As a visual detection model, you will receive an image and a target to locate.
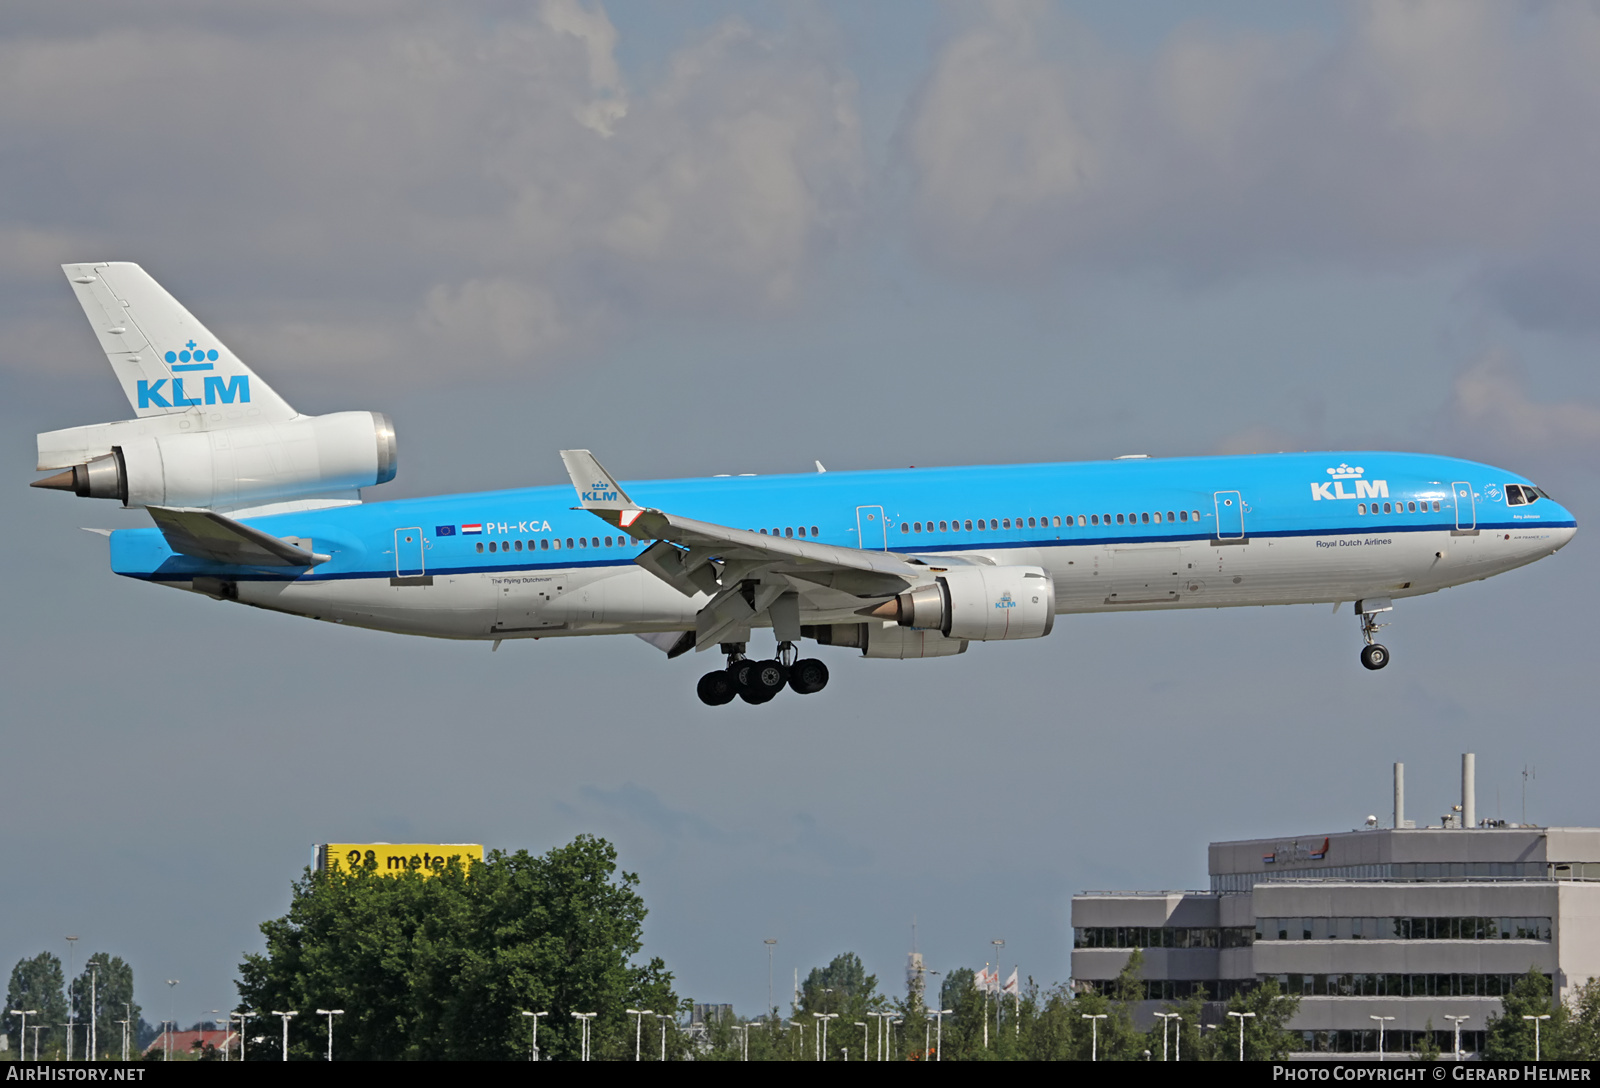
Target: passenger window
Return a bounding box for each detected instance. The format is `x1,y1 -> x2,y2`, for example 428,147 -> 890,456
592,538 -> 600,548
786,527 -> 794,538
1091,515 -> 1099,525
939,521 -> 947,532
964,520 -> 973,531
578,537 -> 586,548
1002,518 -> 1011,529
1432,501 -> 1440,512
489,541 -> 497,552
760,528 -> 768,534
476,542 -> 484,553
1384,503 -> 1392,514
1358,504 -> 1366,515
541,539 -> 549,550
900,523 -> 909,533
1167,511 -> 1176,522
1408,502 -> 1416,512
565,538 -> 573,549
605,536 -> 613,547
1179,510 -> 1188,522
1141,512 -> 1150,524
515,540 -> 523,551
1116,514 -> 1125,525
1153,512 -> 1162,523
798,527 -> 806,537
1192,510 -> 1200,521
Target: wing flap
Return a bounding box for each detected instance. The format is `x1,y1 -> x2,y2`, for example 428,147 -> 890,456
147,506 -> 329,567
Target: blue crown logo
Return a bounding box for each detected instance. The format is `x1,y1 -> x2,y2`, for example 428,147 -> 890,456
165,340 -> 218,365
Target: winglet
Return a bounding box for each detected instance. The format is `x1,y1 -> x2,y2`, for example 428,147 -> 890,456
559,449 -> 643,529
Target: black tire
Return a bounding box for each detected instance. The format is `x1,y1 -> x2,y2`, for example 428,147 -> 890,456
697,670 -> 737,706
1360,644 -> 1390,671
788,658 -> 830,695
730,660 -> 756,691
748,659 -> 788,701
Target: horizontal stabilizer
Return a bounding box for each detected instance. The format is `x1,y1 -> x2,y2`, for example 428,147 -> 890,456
147,506 -> 329,567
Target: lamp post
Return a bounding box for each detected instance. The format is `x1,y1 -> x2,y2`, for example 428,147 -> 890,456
1082,1013 -> 1107,1061
315,1009 -> 343,1061
9,1011 -> 36,1061
764,938 -> 778,1016
1154,1011 -> 1181,1060
214,1016 -> 228,1061
867,1011 -> 886,1060
571,1011 -> 596,1061
625,1009 -> 652,1061
520,1010 -> 547,1061
233,1012 -> 254,1061
85,959 -> 105,1060
163,981 -> 178,1061
856,1022 -> 868,1061
116,1019 -> 130,1062
271,1010 -> 297,1061
1523,1014 -> 1551,1060
1369,1015 -> 1395,1060
931,1007 -> 951,1061
657,1013 -> 671,1061
812,1012 -> 825,1061
1443,1015 -> 1470,1060
1229,1010 -> 1256,1061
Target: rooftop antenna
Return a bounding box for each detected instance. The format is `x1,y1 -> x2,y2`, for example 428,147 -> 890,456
1522,765 -> 1536,825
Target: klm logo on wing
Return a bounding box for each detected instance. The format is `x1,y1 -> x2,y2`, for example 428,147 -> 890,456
1310,463 -> 1387,502
137,340 -> 250,409
583,478 -> 620,503
995,590 -> 1016,610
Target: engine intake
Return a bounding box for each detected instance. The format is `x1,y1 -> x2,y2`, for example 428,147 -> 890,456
877,565 -> 1056,641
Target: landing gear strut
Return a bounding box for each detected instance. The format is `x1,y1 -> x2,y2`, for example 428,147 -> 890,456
695,641 -> 830,706
1355,597 -> 1392,671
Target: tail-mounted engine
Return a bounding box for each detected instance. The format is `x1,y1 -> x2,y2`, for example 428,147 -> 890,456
33,411 -> 396,511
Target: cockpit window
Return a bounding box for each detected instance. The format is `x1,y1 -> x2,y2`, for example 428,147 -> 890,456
1506,484 -> 1542,506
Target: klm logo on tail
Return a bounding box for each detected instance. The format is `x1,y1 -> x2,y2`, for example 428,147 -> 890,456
583,479 -> 620,503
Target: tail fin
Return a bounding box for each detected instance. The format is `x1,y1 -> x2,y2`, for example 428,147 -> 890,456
63,262 -> 295,422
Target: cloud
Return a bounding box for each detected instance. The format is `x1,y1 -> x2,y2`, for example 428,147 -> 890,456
0,2 -> 863,382
900,1 -> 1600,313
1448,351 -> 1600,455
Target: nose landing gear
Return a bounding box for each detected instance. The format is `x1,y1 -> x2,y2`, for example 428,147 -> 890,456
1356,597 -> 1392,671
696,641 -> 830,706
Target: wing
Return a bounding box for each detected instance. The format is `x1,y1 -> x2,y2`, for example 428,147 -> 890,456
147,506 -> 329,567
559,449 -> 928,650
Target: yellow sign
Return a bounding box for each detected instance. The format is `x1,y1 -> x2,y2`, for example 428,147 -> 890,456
317,843 -> 484,878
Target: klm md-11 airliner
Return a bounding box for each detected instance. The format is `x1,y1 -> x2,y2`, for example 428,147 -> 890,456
33,264 -> 1577,705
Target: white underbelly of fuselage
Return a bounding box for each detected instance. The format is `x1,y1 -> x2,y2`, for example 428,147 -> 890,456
208,526 -> 1563,639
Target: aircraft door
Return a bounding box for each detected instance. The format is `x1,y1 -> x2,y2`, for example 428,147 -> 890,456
1452,481 -> 1476,531
394,527 -> 425,577
856,506 -> 887,551
1213,492 -> 1245,540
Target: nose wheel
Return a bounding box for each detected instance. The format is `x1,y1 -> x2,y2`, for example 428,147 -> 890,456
696,641 -> 829,705
1355,598 -> 1392,671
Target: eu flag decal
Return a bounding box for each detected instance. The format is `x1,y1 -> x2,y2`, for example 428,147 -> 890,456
436,525 -> 456,536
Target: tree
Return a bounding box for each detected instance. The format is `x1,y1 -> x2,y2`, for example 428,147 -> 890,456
1484,968 -> 1564,1060
69,954 -> 139,1059
1224,979 -> 1301,1060
6,953 -> 68,1059
236,834 -> 683,1060
1566,976 -> 1600,1059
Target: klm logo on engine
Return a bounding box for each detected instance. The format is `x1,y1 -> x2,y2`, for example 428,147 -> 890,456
583,479 -> 620,503
1310,463 -> 1387,502
137,375 -> 250,408
995,590 -> 1016,610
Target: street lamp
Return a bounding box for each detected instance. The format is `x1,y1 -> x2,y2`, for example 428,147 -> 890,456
1229,1010 -> 1256,1061
855,1021 -> 868,1061
571,1011 -> 596,1061
163,981 -> 179,1061
1369,1015 -> 1395,1060
315,1009 -> 344,1061
657,1013 -> 672,1061
520,1010 -> 547,1061
1443,1014 -> 1470,1061
1082,1013 -> 1107,1061
9,1011 -> 37,1061
626,1009 -> 652,1061
1154,1011 -> 1181,1060
867,1011 -> 887,1061
116,1019 -> 130,1063
271,1010 -> 297,1061
764,938 -> 778,1016
1523,1014 -> 1552,1060
233,1011 -> 255,1062
85,958 -> 105,1060
931,1007 -> 952,1062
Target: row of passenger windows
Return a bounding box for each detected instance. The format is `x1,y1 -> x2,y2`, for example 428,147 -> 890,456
900,511 -> 1204,534
475,536 -> 628,554
759,526 -> 820,538
1358,500 -> 1442,515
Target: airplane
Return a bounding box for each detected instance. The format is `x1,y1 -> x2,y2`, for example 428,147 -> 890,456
32,263 -> 1578,705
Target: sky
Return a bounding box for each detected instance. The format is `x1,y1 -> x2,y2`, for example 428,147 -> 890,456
5,0 -> 1600,1031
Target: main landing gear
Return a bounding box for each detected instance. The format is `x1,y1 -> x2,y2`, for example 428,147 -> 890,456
696,642 -> 830,706
1355,597 -> 1392,671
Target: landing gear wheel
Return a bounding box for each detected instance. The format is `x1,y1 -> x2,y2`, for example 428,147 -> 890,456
697,670 -> 737,706
738,659 -> 787,704
788,658 -> 829,695
1360,644 -> 1390,671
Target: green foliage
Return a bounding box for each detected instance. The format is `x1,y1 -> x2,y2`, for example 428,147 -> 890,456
1565,976 -> 1600,1060
68,954 -> 139,1059
1484,967 -> 1561,1060
1415,1019 -> 1442,1061
1223,978 -> 1302,1060
6,953 -> 69,1059
236,834 -> 683,1060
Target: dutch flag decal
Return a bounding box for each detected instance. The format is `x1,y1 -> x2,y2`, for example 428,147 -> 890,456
461,524 -> 482,535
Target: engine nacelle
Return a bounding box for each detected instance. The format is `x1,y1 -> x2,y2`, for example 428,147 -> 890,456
804,622 -> 969,659
36,411 -> 397,510
889,565 -> 1055,641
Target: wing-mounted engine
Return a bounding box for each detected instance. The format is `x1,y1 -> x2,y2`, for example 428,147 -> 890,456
33,411 -> 397,512
871,565 -> 1056,641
